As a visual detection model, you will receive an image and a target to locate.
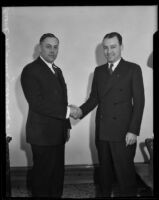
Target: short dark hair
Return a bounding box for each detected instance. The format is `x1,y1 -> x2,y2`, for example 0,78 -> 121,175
103,32 -> 122,45
39,33 -> 59,44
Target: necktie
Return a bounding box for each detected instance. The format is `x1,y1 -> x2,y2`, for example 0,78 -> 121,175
52,65 -> 58,77
109,63 -> 114,75
52,65 -> 63,86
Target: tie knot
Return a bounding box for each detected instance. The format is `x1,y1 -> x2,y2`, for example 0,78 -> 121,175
52,64 -> 58,76
52,64 -> 56,70
108,63 -> 114,74
109,63 -> 114,69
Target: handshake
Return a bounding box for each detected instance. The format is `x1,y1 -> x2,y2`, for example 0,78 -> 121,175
69,105 -> 83,119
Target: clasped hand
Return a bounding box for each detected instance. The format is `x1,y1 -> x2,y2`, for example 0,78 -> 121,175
69,105 -> 83,119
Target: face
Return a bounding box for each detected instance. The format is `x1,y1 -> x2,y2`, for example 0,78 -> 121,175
39,37 -> 59,63
103,36 -> 123,63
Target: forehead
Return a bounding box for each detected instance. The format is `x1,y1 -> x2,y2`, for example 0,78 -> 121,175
103,36 -> 120,46
41,37 -> 59,45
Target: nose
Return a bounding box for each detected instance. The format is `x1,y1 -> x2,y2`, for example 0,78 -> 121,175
50,48 -> 54,53
107,48 -> 112,54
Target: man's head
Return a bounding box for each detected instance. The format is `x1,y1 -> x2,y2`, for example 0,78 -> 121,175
39,33 -> 59,63
102,32 -> 123,63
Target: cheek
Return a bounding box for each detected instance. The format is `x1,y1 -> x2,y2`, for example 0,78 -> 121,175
54,49 -> 58,53
114,49 -> 120,55
104,50 -> 108,55
45,50 -> 51,55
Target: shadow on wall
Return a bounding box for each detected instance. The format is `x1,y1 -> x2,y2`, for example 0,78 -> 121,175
139,50 -> 153,163
15,75 -> 32,166
86,73 -> 98,165
13,45 -> 41,189
67,44 -> 106,152
14,44 -> 41,168
95,43 -> 107,66
89,43 -> 107,164
82,43 -> 107,165
15,44 -> 41,167
32,44 -> 40,60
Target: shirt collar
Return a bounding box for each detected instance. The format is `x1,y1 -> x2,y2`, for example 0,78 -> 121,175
40,56 -> 53,68
40,56 -> 56,73
108,58 -> 121,70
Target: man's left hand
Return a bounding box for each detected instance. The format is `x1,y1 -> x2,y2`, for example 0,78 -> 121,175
125,132 -> 137,146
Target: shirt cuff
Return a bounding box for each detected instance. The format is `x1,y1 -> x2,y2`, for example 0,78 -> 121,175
66,106 -> 70,119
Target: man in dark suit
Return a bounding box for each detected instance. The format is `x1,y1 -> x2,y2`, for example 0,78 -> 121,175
71,32 -> 145,197
21,33 -> 74,197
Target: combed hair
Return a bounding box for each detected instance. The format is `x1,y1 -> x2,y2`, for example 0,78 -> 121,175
39,33 -> 59,43
103,32 -> 122,45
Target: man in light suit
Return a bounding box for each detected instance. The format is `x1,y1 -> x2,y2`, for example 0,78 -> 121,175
71,32 -> 145,197
21,33 -> 75,197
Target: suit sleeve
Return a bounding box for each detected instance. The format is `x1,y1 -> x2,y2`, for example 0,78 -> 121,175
65,119 -> 71,129
58,68 -> 72,129
21,67 -> 67,120
128,66 -> 145,135
80,68 -> 99,118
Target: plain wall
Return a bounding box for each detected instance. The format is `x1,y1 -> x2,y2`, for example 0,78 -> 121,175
3,6 -> 156,167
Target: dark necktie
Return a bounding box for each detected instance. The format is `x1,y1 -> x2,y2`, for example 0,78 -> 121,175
52,65 -> 63,87
109,63 -> 114,75
52,65 -> 58,77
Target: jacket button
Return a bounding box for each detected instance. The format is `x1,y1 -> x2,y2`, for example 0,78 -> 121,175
112,117 -> 117,120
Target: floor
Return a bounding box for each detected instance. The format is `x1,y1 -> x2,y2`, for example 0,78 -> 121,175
9,164 -> 153,198
11,182 -> 153,198
135,162 -> 153,189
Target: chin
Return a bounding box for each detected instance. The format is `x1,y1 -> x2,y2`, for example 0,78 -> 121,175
107,59 -> 114,63
47,58 -> 54,63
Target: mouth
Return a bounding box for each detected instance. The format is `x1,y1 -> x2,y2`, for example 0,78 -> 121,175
107,56 -> 113,60
49,55 -> 56,59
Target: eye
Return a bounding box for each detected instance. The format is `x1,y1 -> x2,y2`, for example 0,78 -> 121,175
103,46 -> 108,50
46,45 -> 51,49
54,46 -> 58,49
111,45 -> 116,49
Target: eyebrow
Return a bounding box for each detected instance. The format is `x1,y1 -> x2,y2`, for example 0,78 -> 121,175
103,44 -> 117,47
45,43 -> 58,46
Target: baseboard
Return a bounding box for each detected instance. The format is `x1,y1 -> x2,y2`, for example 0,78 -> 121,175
10,163 -> 151,187
10,164 -> 96,186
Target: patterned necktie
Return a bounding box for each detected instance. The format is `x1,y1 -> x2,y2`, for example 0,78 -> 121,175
52,65 -> 58,77
109,63 -> 114,75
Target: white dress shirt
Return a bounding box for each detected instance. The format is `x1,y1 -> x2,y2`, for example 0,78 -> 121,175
108,58 -> 121,72
40,56 -> 56,73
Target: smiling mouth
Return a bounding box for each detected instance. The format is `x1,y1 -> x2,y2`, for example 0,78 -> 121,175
49,55 -> 55,58
107,56 -> 113,59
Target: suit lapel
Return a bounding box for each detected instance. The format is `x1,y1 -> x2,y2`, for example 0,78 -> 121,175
56,68 -> 68,102
101,58 -> 127,98
37,57 -> 65,92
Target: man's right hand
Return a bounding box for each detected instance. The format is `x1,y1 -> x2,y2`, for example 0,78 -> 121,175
69,104 -> 83,119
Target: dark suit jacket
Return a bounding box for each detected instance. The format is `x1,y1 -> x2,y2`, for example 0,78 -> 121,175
80,58 -> 145,142
21,57 -> 71,146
